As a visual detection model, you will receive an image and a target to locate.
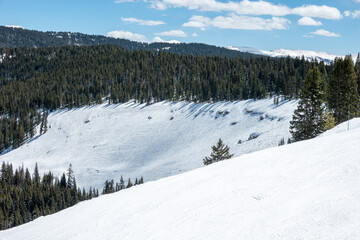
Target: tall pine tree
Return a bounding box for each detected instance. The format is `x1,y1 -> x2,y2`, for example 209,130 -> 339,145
328,55 -> 359,124
354,53 -> 360,94
290,66 -> 325,141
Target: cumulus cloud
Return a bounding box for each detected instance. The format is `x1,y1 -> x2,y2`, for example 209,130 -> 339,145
344,10 -> 360,18
192,32 -> 198,37
121,17 -> 166,26
106,30 -> 149,42
152,36 -> 180,43
182,16 -> 211,28
120,0 -> 343,20
155,30 -> 187,37
183,14 -> 291,30
291,5 -> 342,20
297,17 -> 322,26
310,29 -> 340,37
150,0 -> 291,16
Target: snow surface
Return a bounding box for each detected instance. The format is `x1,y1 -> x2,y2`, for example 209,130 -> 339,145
1,117 -> 360,240
227,46 -> 347,64
5,25 -> 24,29
0,99 -> 297,190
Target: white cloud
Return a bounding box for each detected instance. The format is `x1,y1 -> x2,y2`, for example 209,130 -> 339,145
297,17 -> 322,26
121,17 -> 166,26
155,30 -> 187,37
292,5 -> 342,20
344,10 -> 360,18
183,14 -> 291,30
150,1 -> 168,10
106,30 -> 149,42
182,16 -> 211,28
150,0 -> 291,16
310,29 -> 340,37
127,0 -> 343,20
192,32 -> 198,37
152,36 -> 180,43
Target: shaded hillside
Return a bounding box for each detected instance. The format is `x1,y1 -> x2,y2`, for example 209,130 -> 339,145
0,99 -> 297,190
0,26 -> 256,58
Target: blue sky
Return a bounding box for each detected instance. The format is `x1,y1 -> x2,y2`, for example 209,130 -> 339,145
0,0 -> 359,55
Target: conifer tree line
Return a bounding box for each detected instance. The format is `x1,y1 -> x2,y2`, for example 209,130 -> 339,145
290,55 -> 360,141
0,26 -> 258,59
0,162 -> 99,230
102,175 -> 144,194
0,45 -> 329,153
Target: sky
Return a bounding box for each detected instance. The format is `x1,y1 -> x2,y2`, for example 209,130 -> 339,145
0,0 -> 359,55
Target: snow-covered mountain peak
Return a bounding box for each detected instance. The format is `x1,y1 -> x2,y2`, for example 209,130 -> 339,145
227,46 -> 345,64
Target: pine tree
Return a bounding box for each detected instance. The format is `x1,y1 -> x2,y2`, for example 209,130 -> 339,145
119,175 -> 125,190
203,138 -> 233,165
355,53 -> 360,94
324,110 -> 336,130
328,56 -> 359,124
290,66 -> 325,141
278,138 -> 285,146
126,178 -> 133,188
66,164 -> 75,189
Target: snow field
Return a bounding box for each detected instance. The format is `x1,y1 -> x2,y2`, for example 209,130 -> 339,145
1,117 -> 360,239
0,99 -> 297,190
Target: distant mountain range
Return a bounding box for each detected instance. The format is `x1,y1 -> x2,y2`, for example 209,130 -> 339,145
1,25 -> 357,63
227,46 -> 358,64
0,26 -> 256,59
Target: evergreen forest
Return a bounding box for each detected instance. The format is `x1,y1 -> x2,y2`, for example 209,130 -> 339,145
0,44 -> 330,153
0,162 -> 99,230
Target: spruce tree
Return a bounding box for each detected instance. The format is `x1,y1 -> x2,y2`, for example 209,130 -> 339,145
126,178 -> 133,188
66,164 -> 75,189
355,53 -> 360,94
324,110 -> 336,130
119,175 -> 125,190
328,56 -> 359,124
290,66 -> 325,141
203,138 -> 233,165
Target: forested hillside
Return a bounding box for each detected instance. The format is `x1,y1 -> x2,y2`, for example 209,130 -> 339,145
0,26 -> 256,58
0,44 -> 328,153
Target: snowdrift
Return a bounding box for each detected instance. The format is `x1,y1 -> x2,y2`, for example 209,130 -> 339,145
1,118 -> 360,239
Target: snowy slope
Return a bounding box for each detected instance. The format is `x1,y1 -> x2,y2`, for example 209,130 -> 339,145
1,118 -> 360,240
227,46 -> 343,64
0,99 -> 297,189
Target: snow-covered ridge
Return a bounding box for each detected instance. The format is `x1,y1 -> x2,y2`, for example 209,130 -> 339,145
227,46 -> 346,64
5,25 -> 24,29
0,99 -> 297,190
1,117 -> 359,240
